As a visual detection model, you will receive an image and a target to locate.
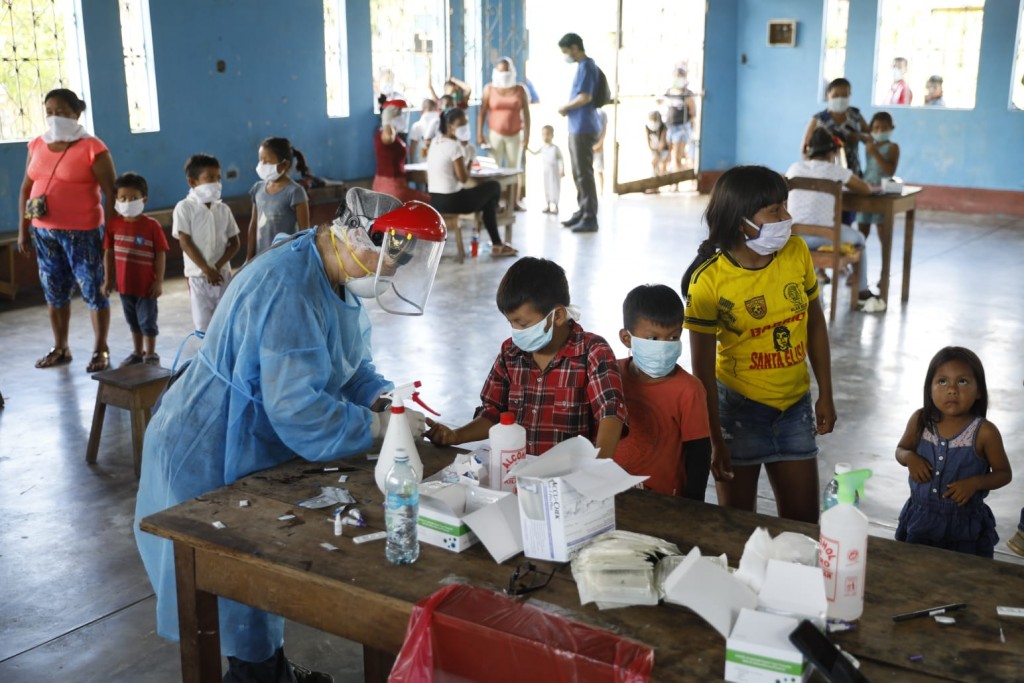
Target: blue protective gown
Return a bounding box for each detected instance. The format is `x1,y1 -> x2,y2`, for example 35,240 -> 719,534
134,229 -> 392,662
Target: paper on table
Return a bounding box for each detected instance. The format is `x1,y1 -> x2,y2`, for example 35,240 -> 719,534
662,547 -> 758,637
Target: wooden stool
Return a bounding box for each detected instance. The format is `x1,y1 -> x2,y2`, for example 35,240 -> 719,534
86,364 -> 171,477
0,236 -> 18,300
441,213 -> 484,264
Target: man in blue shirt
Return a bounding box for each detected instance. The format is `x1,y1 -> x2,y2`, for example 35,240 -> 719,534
557,33 -> 601,233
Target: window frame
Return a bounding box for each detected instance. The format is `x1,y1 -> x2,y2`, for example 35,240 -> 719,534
324,0 -> 351,119
118,0 -> 161,134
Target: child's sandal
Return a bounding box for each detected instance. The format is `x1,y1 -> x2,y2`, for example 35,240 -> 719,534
86,350 -> 110,373
35,347 -> 72,369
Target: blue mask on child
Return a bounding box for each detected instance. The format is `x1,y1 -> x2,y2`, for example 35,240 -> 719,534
872,131 -> 892,143
512,310 -> 556,352
630,336 -> 682,378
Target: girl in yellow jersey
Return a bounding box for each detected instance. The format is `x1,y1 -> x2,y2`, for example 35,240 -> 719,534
681,165 -> 836,523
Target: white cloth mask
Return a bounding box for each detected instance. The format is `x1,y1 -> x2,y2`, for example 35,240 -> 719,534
455,125 -> 471,142
190,182 -> 222,204
256,162 -> 283,182
872,131 -> 892,143
42,115 -> 89,143
564,54 -> 576,64
492,70 -> 516,88
115,198 -> 146,218
743,217 -> 792,256
647,121 -> 661,132
827,97 -> 850,113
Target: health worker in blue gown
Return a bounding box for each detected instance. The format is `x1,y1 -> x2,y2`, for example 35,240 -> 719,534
134,188 -> 446,683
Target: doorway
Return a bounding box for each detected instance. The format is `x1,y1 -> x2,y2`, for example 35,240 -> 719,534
523,0 -> 706,197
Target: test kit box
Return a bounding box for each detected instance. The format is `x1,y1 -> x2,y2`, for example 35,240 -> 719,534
509,437 -> 647,563
418,480 -> 523,563
725,608 -> 809,683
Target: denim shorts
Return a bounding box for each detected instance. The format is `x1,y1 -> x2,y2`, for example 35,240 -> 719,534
120,294 -> 159,337
31,226 -> 109,310
667,122 -> 691,144
717,382 -> 818,465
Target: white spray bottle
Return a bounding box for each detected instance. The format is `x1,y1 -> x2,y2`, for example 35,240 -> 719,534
819,468 -> 872,620
374,381 -> 438,493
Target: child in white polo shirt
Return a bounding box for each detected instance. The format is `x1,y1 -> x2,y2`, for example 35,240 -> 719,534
172,153 -> 240,332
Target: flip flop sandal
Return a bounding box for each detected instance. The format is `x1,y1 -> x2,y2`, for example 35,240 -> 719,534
491,244 -> 518,258
86,350 -> 110,373
35,347 -> 72,369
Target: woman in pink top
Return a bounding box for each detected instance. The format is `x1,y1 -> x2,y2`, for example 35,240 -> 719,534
477,57 -> 531,170
18,89 -> 117,372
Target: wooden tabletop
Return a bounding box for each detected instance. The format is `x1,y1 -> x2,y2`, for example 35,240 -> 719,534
141,448 -> 1024,681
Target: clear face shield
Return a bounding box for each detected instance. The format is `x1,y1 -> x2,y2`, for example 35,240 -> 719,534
332,189 -> 446,316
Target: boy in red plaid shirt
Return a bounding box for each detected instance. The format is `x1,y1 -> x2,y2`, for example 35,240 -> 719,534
426,257 -> 628,458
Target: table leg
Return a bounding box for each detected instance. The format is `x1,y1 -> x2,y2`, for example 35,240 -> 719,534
362,645 -> 396,683
876,211 -> 894,304
174,542 -> 222,683
902,209 -> 915,304
85,388 -> 107,464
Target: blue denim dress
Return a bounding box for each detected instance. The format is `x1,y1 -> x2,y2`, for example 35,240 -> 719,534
895,417 -> 998,557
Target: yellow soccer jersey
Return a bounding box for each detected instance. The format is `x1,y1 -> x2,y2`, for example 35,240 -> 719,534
684,236 -> 819,410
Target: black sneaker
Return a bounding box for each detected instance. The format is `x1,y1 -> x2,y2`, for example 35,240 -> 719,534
571,220 -> 599,233
290,662 -> 334,683
561,213 -> 583,227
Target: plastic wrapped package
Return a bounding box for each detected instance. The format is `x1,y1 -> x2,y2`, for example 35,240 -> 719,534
571,531 -> 681,610
388,584 -> 655,682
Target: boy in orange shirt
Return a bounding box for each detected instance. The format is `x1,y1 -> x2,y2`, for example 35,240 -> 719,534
615,284 -> 711,499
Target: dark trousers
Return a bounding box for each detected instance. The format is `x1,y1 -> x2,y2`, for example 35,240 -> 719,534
224,647 -> 294,683
430,181 -> 503,245
568,133 -> 598,220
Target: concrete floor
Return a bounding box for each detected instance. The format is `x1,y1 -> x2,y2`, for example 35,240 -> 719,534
1,190 -> 1022,680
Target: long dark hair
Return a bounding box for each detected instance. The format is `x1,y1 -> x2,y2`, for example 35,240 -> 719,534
439,107 -> 465,136
918,346 -> 988,436
680,165 -> 788,295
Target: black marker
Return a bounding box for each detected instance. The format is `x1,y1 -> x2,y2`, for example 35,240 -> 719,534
302,466 -> 357,474
892,602 -> 967,622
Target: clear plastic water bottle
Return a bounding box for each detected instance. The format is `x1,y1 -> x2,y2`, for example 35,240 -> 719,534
822,462 -> 860,511
385,448 -> 420,565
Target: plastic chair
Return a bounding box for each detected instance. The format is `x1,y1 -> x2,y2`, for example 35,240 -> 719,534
787,177 -> 863,322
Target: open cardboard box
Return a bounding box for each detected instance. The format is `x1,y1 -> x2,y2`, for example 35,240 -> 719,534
418,480 -> 523,563
662,547 -> 826,682
509,437 -> 648,562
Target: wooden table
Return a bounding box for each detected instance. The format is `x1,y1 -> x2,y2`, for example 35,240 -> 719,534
405,163 -> 520,244
141,449 -> 1024,682
842,187 -> 922,305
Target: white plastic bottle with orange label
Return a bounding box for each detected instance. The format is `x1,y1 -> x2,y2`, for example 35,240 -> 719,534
488,412 -> 526,491
819,468 -> 872,620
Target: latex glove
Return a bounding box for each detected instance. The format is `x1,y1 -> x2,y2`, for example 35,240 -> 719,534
370,410 -> 391,441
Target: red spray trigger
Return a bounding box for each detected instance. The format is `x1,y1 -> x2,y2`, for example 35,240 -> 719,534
412,391 -> 440,416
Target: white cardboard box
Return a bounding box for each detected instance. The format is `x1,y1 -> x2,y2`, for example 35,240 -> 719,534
757,559 -> 827,628
418,480 -> 523,563
509,437 -> 648,562
725,608 -> 809,683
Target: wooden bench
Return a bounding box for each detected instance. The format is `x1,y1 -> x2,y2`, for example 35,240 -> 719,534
86,364 -> 171,477
0,236 -> 18,300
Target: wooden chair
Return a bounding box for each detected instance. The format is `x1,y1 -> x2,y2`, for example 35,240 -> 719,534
787,177 -> 863,322
86,364 -> 171,477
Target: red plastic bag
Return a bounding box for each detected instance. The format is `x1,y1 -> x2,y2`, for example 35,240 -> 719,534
388,584 -> 654,682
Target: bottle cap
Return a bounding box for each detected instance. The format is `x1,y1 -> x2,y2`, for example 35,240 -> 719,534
391,405 -> 406,414
834,468 -> 872,505
394,448 -> 409,462
500,412 -> 515,425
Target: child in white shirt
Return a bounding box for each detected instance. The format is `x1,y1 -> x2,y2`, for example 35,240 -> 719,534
172,154 -> 240,332
533,125 -> 564,214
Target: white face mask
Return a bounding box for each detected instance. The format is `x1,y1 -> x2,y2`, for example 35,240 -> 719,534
743,217 -> 792,256
892,68 -> 905,81
43,115 -> 87,143
827,97 -> 850,113
563,53 -> 576,64
191,182 -> 222,203
115,198 -> 145,218
390,116 -> 407,134
492,69 -> 515,88
647,121 -> 661,132
420,111 -> 439,124
256,162 -> 283,182
455,124 -> 471,142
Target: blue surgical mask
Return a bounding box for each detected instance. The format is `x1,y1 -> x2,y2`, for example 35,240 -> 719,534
743,217 -> 792,256
630,336 -> 681,378
872,131 -> 892,143
511,310 -> 555,352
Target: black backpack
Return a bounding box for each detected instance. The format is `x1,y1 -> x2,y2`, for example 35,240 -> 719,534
592,66 -> 611,108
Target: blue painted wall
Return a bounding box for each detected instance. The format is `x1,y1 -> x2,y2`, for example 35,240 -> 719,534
0,0 -> 379,227
703,0 -> 1024,192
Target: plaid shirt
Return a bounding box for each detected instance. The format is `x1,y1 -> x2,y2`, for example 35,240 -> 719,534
475,321 -> 629,455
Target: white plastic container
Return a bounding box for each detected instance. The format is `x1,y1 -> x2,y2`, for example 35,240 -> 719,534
488,412 -> 526,491
375,406 -> 423,493
819,468 -> 872,620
